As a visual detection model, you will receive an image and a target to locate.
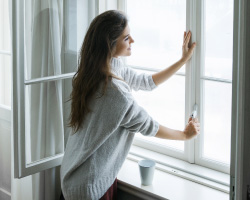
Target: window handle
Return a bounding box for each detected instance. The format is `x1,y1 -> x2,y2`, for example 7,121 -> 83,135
190,104 -> 198,139
190,104 -> 198,119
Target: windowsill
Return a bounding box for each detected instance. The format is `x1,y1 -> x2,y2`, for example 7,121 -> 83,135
117,145 -> 230,200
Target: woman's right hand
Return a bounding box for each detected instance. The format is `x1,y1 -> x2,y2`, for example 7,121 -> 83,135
183,117 -> 200,140
181,31 -> 196,63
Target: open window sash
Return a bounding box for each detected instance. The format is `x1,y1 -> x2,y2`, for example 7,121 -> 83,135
12,0 -> 78,178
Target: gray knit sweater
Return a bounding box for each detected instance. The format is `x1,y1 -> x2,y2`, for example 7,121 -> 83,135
60,57 -> 159,200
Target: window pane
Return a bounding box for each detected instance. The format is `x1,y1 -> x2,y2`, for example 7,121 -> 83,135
24,0 -> 77,80
203,80 -> 231,165
0,0 -> 11,52
0,54 -> 11,107
204,0 -> 233,80
132,69 -> 185,151
25,79 -> 71,163
126,0 -> 186,73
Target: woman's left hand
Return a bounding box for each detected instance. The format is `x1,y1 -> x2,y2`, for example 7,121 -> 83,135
181,30 -> 196,63
183,117 -> 200,140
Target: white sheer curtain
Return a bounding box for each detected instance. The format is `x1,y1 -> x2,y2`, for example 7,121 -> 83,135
25,0 -> 64,199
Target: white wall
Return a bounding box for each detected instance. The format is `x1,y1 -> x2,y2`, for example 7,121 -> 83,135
0,105 -> 33,200
0,106 -> 11,200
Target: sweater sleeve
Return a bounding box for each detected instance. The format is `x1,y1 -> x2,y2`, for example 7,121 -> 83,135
120,95 -> 159,137
121,66 -> 157,91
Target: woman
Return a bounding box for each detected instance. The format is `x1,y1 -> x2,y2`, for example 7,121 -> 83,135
60,10 -> 199,200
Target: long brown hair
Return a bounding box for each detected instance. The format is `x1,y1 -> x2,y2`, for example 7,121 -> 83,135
68,10 -> 128,134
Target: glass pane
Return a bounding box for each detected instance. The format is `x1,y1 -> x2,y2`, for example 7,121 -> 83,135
133,69 -> 185,151
25,79 -> 72,163
127,0 -> 186,73
0,0 -> 11,52
0,54 -> 11,107
24,0 -> 77,80
204,0 -> 233,80
203,80 -> 231,165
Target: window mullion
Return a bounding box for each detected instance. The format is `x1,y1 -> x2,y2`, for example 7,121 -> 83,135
0,50 -> 11,55
24,72 -> 75,85
194,0 -> 205,166
184,0 -> 196,164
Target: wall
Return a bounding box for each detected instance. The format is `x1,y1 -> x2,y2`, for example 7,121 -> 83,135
0,106 -> 33,200
0,106 -> 11,200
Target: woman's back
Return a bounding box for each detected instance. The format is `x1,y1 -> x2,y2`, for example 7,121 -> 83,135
60,58 -> 159,200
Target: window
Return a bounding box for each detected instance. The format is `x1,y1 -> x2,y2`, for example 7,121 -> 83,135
199,0 -> 233,169
13,0 -> 102,178
13,0 -> 234,179
12,0 -> 80,178
125,0 -> 186,161
118,0 -> 233,174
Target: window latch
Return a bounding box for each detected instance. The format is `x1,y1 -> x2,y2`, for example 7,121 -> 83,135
190,104 -> 198,139
190,104 -> 198,119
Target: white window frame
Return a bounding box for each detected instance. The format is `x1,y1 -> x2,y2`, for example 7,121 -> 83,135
117,0 -> 191,162
12,0 -> 80,178
193,0 -> 232,174
117,0 -> 233,174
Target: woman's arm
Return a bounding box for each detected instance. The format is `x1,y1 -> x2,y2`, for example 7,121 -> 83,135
152,59 -> 186,86
121,67 -> 157,91
152,31 -> 196,86
155,117 -> 200,140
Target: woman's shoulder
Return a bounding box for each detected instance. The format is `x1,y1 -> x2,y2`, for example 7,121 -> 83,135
90,78 -> 134,113
101,78 -> 133,103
